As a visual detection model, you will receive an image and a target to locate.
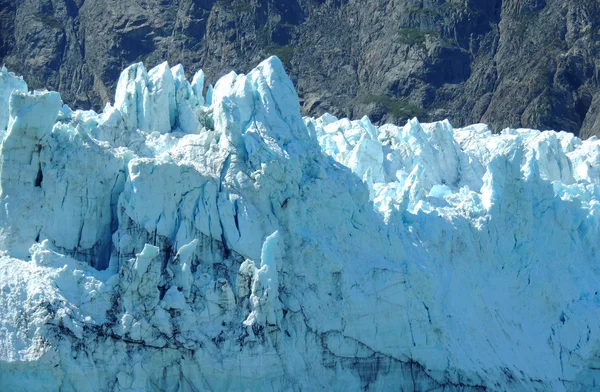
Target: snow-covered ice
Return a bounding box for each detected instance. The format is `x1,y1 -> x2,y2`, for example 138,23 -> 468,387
0,56 -> 600,391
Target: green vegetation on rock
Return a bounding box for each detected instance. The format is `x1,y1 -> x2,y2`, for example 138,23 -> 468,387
265,44 -> 294,69
360,95 -> 427,121
33,12 -> 63,30
395,28 -> 437,47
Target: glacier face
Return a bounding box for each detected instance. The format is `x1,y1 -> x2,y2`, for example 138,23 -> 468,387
0,58 -> 599,391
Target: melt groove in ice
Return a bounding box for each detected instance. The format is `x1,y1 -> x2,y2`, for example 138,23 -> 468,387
0,58 -> 599,391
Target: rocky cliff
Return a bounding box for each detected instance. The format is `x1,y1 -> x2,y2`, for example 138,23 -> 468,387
1,0 -> 600,137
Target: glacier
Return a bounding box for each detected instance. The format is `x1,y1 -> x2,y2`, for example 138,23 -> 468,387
0,57 -> 599,391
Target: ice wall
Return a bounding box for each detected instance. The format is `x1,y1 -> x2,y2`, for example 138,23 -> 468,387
0,57 -> 599,391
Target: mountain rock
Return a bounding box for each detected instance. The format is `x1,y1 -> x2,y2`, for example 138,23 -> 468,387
2,0 -> 600,137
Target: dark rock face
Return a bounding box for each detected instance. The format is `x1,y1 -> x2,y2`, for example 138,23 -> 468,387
2,0 -> 600,137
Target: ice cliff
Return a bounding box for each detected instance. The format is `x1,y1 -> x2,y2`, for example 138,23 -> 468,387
0,57 -> 600,391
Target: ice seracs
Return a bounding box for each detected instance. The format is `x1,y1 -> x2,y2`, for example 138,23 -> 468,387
0,66 -> 27,132
0,56 -> 599,391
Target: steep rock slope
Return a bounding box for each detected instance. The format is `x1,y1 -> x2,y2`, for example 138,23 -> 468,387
2,0 -> 600,137
0,57 -> 600,391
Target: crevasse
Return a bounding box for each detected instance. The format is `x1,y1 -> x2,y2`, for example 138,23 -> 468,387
0,57 -> 599,391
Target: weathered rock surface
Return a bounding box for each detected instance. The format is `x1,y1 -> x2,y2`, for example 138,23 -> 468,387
2,0 -> 600,137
